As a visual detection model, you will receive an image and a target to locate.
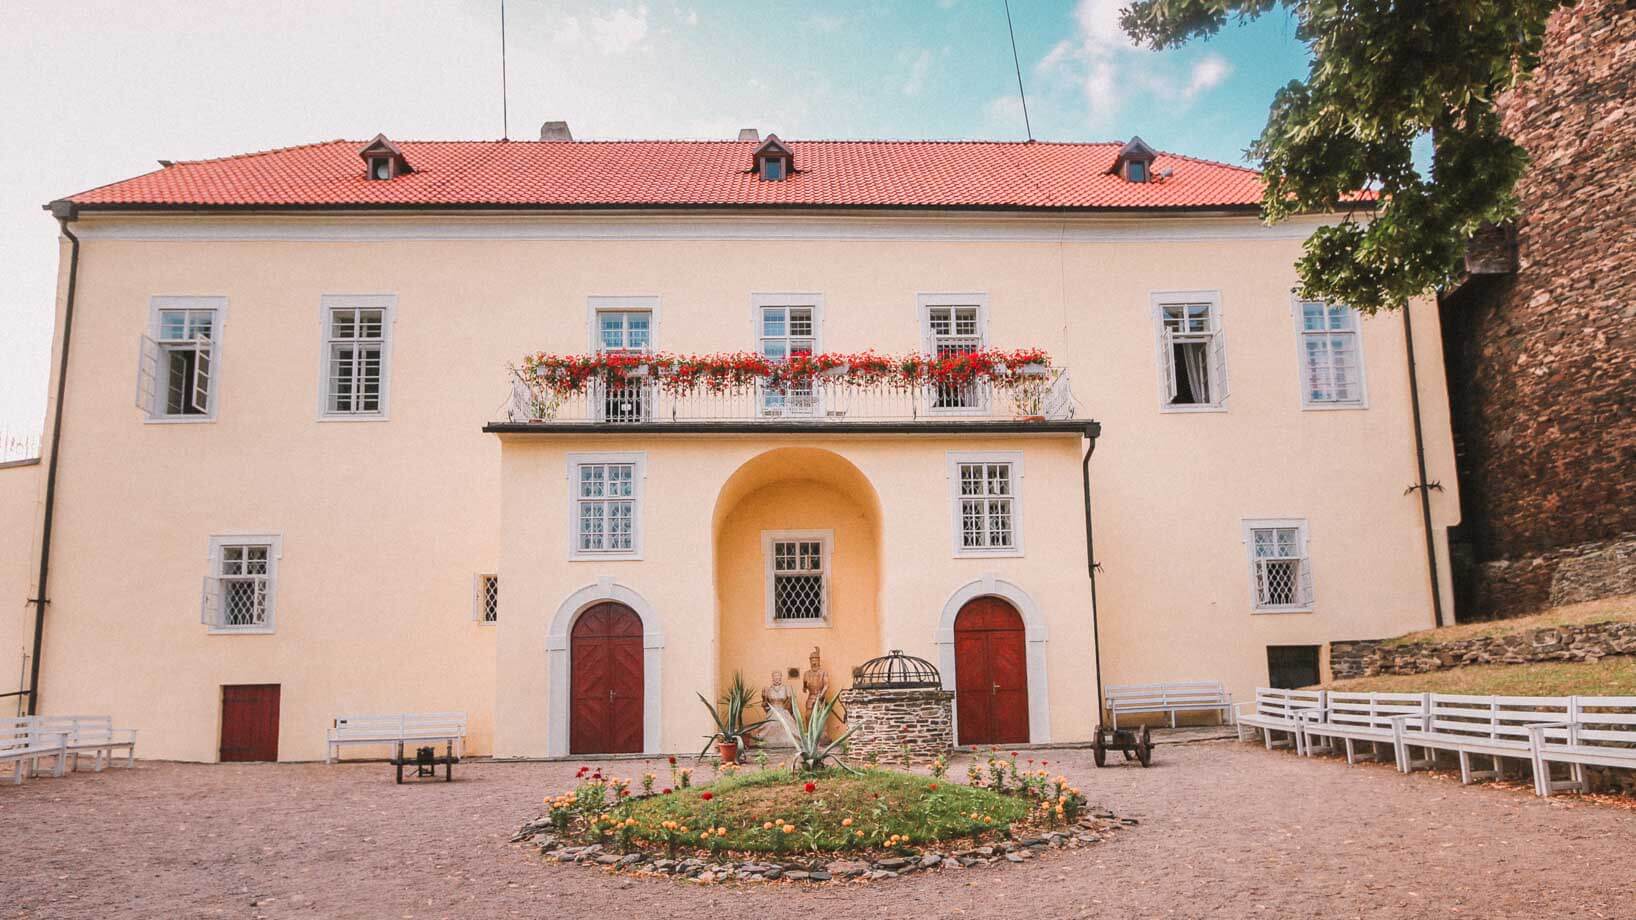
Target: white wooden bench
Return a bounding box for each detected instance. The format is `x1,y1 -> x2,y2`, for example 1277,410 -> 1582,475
1525,695 -> 1636,797
1234,688 -> 1323,753
1390,694 -> 1573,792
1106,681 -> 1234,729
326,712 -> 467,764
0,723 -> 69,785
28,715 -> 137,771
1294,691 -> 1424,770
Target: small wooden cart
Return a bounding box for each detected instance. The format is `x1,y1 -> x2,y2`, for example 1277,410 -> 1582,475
1091,723 -> 1153,768
391,740 -> 457,783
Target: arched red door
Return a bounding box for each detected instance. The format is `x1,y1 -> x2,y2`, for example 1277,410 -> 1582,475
570,602 -> 644,754
954,597 -> 1029,745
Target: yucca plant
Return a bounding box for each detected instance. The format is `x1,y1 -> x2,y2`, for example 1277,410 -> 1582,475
767,692 -> 857,774
697,671 -> 770,761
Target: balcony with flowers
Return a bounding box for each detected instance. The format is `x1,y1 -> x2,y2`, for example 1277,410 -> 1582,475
491,348 -> 1084,432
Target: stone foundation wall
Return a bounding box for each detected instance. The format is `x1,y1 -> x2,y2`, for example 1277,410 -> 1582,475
1470,534 -> 1636,617
1330,620 -> 1636,680
837,688 -> 953,764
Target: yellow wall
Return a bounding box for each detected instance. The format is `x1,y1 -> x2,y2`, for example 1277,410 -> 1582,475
21,210 -> 1458,759
0,460 -> 41,702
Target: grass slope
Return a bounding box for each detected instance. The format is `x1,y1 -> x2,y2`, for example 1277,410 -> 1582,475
618,767 -> 1030,852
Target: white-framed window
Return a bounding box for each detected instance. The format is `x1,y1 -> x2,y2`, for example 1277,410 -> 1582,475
921,294 -> 987,411
473,574 -> 499,623
568,452 -> 645,559
590,298 -> 657,424
1297,300 -> 1367,407
202,534 -> 281,633
947,451 -> 1024,556
1153,291 -> 1228,410
1242,519 -> 1313,612
762,529 -> 831,626
319,294 -> 394,419
754,294 -> 821,416
137,296 -> 224,421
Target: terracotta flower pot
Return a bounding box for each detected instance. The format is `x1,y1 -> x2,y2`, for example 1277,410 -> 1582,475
717,741 -> 740,764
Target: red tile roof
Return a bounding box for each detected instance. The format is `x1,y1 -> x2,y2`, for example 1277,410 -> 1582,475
62,139 -> 1269,212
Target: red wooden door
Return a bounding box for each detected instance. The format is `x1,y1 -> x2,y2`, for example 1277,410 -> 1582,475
954,598 -> 1030,745
220,684 -> 280,762
570,603 -> 645,754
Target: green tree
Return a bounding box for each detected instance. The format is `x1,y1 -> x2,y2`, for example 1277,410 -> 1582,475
1121,0 -> 1572,313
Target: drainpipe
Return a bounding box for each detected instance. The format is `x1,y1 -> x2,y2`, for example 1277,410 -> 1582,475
1401,301 -> 1445,629
1081,429 -> 1105,725
26,201 -> 81,715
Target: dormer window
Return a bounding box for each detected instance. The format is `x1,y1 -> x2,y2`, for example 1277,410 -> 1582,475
1111,135 -> 1158,184
752,134 -> 793,182
358,133 -> 410,181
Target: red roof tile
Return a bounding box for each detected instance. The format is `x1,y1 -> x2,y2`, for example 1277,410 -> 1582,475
62,139 -> 1268,211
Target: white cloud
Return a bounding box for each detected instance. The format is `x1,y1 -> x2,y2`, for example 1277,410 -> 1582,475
588,5 -> 649,55
1185,54 -> 1232,98
803,13 -> 846,33
903,49 -> 932,97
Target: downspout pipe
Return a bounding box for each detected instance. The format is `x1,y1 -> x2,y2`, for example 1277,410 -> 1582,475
1081,426 -> 1105,726
1402,301 -> 1446,629
27,201 -> 81,715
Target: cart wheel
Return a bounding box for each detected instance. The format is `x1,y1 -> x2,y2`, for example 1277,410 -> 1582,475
1136,725 -> 1153,767
1092,730 -> 1107,768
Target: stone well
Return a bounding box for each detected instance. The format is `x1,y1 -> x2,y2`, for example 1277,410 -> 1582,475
839,650 -> 954,764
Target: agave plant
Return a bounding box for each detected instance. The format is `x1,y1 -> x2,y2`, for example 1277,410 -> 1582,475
767,692 -> 857,774
697,671 -> 771,760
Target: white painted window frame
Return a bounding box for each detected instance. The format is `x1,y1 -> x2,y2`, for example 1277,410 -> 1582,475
1293,297 -> 1369,410
473,573 -> 499,624
751,293 -> 823,416
587,295 -> 660,353
317,294 -> 396,422
946,451 -> 1025,558
1152,290 -> 1228,413
762,528 -> 833,628
567,451 -> 645,561
1241,517 -> 1314,613
141,295 -> 227,424
203,533 -> 282,635
919,293 -> 990,415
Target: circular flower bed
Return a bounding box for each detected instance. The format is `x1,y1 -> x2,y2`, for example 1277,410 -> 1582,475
516,755 -> 1122,883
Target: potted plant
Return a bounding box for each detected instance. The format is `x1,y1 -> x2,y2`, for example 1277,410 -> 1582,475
697,672 -> 770,764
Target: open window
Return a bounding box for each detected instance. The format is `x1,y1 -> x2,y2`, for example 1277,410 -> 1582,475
1243,519 -> 1313,612
202,535 -> 281,633
358,134 -> 410,180
138,297 -> 222,421
1154,293 -> 1228,410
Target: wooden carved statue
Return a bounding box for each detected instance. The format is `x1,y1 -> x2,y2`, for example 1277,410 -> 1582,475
801,647 -> 830,722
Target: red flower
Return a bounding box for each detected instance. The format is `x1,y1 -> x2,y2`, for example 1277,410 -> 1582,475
803,782 -> 816,793
928,784 -> 939,791
575,766 -> 588,777
662,787 -> 673,794
618,789 -> 630,797
1010,751 -> 1018,758
700,792 -> 714,801
667,755 -> 677,766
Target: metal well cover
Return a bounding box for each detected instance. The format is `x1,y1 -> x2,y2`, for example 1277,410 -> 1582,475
851,649 -> 942,690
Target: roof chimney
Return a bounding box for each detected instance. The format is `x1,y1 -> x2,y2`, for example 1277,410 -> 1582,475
539,121 -> 573,141
737,128 -> 760,142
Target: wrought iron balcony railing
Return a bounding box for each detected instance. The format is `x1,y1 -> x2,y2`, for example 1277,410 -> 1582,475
497,368 -> 1078,426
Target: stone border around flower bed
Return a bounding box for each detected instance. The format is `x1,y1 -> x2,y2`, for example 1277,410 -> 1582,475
512,813 -> 1133,884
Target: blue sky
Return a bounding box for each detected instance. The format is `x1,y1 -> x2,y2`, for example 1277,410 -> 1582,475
0,0 -> 1310,441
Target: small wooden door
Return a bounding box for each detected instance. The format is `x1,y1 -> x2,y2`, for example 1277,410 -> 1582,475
570,603 -> 645,754
220,684 -> 280,762
954,597 -> 1030,745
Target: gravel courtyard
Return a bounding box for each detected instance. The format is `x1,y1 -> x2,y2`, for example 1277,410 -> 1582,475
4,740 -> 1632,919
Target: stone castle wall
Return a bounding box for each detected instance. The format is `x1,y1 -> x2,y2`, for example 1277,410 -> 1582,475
1439,0 -> 1636,617
837,688 -> 953,764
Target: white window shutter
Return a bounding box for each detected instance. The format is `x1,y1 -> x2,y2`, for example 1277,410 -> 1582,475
1157,315 -> 1178,402
1210,326 -> 1229,404
201,576 -> 222,626
191,331 -> 213,414
1298,557 -> 1315,607
136,335 -> 160,414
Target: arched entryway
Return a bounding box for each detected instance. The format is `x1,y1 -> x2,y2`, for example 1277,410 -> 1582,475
570,603 -> 645,754
953,597 -> 1031,745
